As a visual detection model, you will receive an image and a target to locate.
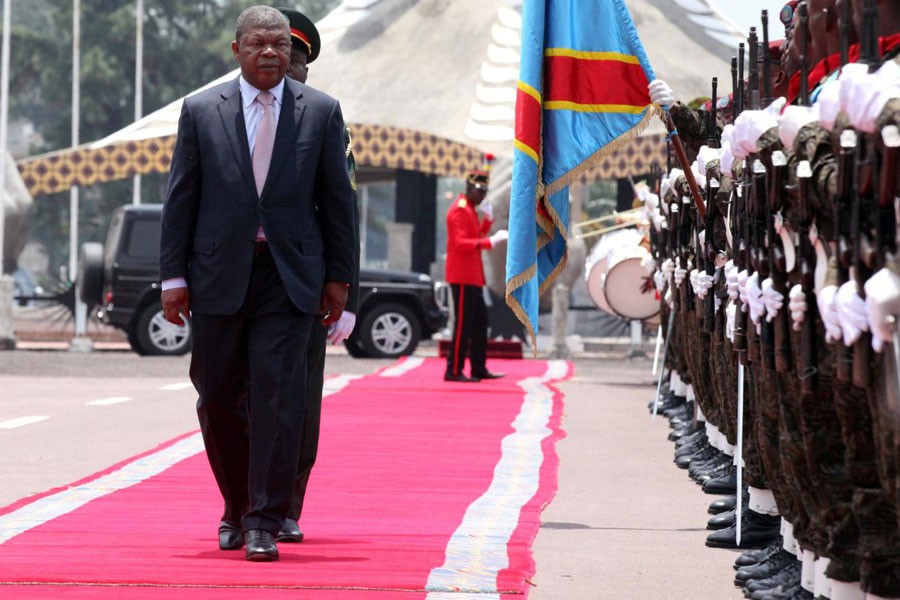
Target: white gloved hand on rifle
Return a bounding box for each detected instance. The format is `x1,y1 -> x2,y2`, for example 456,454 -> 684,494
835,280 -> 870,346
673,259 -> 688,287
725,260 -> 739,300
746,272 -> 765,327
648,79 -> 675,109
488,229 -> 508,247
788,284 -> 807,332
761,277 -> 784,323
327,311 -> 357,345
864,267 -> 900,353
817,285 -> 843,344
695,270 -> 714,299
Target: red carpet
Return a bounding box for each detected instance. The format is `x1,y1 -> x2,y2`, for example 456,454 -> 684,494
0,357 -> 571,598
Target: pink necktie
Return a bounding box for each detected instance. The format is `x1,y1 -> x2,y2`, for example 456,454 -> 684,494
252,91 -> 276,197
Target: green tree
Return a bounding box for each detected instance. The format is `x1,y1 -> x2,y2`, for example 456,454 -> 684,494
8,0 -> 339,280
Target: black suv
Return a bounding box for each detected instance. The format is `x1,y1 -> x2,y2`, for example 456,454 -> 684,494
78,204 -> 447,357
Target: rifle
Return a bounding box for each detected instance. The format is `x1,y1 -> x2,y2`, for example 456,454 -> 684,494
768,151 -> 793,372
876,126 -> 900,269
737,43 -> 745,115
680,195 -> 695,315
761,10 -> 773,107
752,158 -> 774,370
834,130 -> 857,382
796,161 -> 818,393
839,0 -> 851,67
704,77 -> 720,334
797,2 -> 810,106
748,28 -> 760,111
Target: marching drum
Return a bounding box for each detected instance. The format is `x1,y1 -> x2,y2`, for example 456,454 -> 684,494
585,228 -> 659,322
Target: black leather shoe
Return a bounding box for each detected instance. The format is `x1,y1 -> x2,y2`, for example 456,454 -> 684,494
709,494 -> 736,515
733,536 -> 783,568
444,373 -> 481,382
471,370 -> 505,380
703,466 -> 738,495
245,529 -> 279,562
705,508 -> 780,549
277,518 -> 304,543
218,521 -> 244,550
734,549 -> 797,586
707,508 -> 735,530
745,560 -> 801,594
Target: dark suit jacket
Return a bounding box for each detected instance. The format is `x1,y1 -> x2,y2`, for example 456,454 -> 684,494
159,76 -> 357,316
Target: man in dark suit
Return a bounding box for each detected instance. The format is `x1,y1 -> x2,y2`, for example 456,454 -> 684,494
159,5 -> 356,562
274,7 -> 359,545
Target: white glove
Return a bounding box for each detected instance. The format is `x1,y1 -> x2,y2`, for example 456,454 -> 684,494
731,109 -> 779,160
664,286 -> 673,309
488,229 -> 509,247
654,269 -> 666,293
327,311 -> 357,345
659,176 -> 671,203
835,280 -> 870,346
674,259 -> 688,287
818,285 -> 843,344
737,269 -> 750,310
838,63 -> 876,128
788,284 -> 807,332
726,301 -> 737,343
479,200 -> 494,220
649,79 -> 675,109
815,78 -> 842,131
697,146 -> 719,177
844,62 -> 900,133
695,270 -> 714,299
642,255 -> 657,276
746,272 -> 765,327
720,123 -> 734,146
725,260 -> 739,300
689,268 -> 700,295
662,258 -> 675,284
779,105 -> 818,149
865,267 -> 900,353
719,142 -> 735,177
761,278 -> 784,323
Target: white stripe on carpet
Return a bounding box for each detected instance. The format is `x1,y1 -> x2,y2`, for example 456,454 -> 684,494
425,360 -> 568,596
0,374 -> 359,545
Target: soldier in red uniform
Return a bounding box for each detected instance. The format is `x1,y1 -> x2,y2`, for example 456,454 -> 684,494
444,164 -> 509,382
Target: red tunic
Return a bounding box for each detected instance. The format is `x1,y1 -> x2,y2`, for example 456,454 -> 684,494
445,194 -> 493,286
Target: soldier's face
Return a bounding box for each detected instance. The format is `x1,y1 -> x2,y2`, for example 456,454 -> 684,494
808,0 -> 835,63
287,46 -> 309,83
232,26 -> 291,90
467,182 -> 487,204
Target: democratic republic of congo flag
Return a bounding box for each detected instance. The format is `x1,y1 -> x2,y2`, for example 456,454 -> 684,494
505,0 -> 660,350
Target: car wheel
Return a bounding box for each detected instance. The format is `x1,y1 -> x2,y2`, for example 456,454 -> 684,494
76,242 -> 104,306
134,301 -> 192,356
358,302 -> 420,358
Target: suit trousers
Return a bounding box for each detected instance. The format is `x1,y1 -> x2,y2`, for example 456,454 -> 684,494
191,248 -> 315,535
288,320 -> 327,521
445,283 -> 488,378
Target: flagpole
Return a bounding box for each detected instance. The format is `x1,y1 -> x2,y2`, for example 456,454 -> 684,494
132,0 -> 142,205
0,0 -> 10,275
663,112 -> 705,219
69,0 -> 92,352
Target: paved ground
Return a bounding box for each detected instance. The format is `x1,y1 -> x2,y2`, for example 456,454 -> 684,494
0,338 -> 744,599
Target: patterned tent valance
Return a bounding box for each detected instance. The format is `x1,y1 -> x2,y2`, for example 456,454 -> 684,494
16,124 -> 667,197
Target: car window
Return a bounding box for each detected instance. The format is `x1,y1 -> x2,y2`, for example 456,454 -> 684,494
124,219 -> 161,260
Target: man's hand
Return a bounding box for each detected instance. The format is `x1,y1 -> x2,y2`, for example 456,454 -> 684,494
478,201 -> 494,221
161,287 -> 191,326
327,311 -> 357,345
320,282 -> 349,326
648,79 -> 675,109
488,229 -> 509,247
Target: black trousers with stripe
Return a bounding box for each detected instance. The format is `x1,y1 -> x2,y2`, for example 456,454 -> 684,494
445,283 -> 488,378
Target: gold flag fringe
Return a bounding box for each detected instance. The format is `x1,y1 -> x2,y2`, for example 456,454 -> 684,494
505,264 -> 539,356
543,105 -> 661,198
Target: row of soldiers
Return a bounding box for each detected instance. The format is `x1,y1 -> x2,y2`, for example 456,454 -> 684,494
639,0 -> 900,598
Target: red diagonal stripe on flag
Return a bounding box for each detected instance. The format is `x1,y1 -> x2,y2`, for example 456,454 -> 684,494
515,84 -> 542,161
544,54 -> 650,108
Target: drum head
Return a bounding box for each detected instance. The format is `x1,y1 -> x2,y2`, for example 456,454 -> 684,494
586,257 -> 614,314
603,256 -> 660,321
